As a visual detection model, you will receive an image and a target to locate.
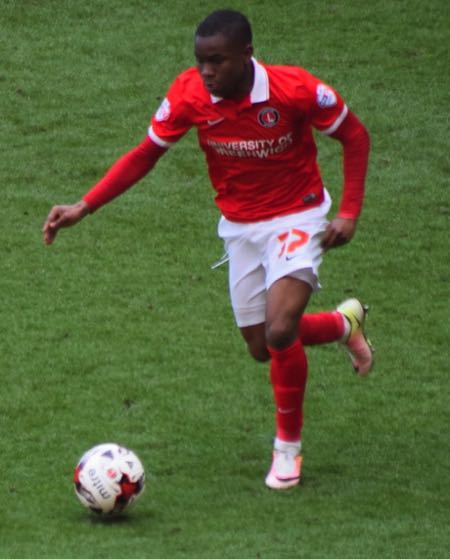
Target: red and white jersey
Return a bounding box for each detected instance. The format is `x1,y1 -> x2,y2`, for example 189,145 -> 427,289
149,58 -> 348,222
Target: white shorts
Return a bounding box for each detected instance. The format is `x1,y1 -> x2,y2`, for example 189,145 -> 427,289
218,190 -> 332,327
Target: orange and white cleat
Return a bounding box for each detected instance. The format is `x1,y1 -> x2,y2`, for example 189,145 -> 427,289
265,440 -> 302,490
337,298 -> 374,376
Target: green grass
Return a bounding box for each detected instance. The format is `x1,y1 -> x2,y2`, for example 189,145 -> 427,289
1,0 -> 449,557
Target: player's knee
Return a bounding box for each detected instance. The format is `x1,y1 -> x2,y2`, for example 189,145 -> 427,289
265,321 -> 297,350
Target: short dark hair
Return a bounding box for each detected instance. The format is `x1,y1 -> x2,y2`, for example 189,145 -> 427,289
196,10 -> 252,46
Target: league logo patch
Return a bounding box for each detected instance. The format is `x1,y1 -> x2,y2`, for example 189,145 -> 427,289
155,97 -> 171,122
316,84 -> 337,108
258,107 -> 280,128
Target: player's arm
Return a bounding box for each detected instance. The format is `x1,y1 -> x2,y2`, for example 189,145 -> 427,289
303,73 -> 370,250
43,137 -> 166,245
321,110 -> 370,249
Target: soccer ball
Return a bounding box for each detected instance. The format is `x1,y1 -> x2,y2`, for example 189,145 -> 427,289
74,443 -> 145,514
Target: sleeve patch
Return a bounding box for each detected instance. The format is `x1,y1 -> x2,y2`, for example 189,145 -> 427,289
316,84 -> 337,108
155,97 -> 171,122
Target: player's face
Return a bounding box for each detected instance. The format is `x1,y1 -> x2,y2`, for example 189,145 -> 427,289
194,33 -> 253,99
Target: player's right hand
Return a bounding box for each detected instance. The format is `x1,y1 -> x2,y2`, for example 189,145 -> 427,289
43,201 -> 90,245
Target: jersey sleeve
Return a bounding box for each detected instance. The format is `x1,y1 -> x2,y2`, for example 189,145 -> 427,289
299,70 -> 348,135
148,74 -> 193,148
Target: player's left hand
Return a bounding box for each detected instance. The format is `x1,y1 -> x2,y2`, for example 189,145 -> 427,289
321,217 -> 357,250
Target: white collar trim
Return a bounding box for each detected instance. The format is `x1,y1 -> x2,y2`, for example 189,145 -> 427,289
211,57 -> 269,104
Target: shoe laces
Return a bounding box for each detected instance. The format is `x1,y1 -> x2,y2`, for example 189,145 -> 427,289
273,448 -> 299,477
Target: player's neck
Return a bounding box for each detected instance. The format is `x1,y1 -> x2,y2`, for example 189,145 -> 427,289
241,60 -> 254,96
227,61 -> 254,101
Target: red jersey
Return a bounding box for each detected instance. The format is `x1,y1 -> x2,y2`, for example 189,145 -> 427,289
149,58 -> 349,222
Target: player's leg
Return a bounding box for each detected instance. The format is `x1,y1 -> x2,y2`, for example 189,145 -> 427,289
259,208 -> 332,489
243,311 -> 345,351
263,276 -> 311,489
220,219 -> 307,489
218,215 -> 271,361
241,305 -> 373,376
232,249 -> 371,368
299,302 -> 373,374
266,276 -> 311,437
299,310 -> 346,345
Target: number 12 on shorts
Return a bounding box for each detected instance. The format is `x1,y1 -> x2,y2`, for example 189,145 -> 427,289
277,228 -> 310,258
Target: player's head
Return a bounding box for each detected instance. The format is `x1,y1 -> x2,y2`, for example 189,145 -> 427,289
196,9 -> 252,47
194,10 -> 254,99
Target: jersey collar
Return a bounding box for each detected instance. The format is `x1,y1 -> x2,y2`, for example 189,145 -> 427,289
210,58 -> 269,105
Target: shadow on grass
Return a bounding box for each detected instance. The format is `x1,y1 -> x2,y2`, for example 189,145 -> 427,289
73,508 -> 157,526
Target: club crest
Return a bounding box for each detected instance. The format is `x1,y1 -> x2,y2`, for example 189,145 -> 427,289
258,107 -> 280,128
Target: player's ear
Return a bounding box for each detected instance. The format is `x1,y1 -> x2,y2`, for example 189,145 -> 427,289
244,43 -> 253,61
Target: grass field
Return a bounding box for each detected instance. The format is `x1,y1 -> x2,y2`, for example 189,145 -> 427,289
1,1 -> 449,557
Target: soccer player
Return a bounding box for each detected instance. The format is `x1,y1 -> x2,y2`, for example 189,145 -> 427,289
43,10 -> 373,489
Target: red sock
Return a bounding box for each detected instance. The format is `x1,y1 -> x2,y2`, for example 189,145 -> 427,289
268,339 -> 308,442
299,311 -> 345,345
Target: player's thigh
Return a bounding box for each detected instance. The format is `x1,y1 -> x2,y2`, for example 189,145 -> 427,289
260,213 -> 326,347
225,230 -> 267,328
265,276 -> 312,348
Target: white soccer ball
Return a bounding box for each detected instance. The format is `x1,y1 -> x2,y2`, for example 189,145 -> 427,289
74,443 -> 145,514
